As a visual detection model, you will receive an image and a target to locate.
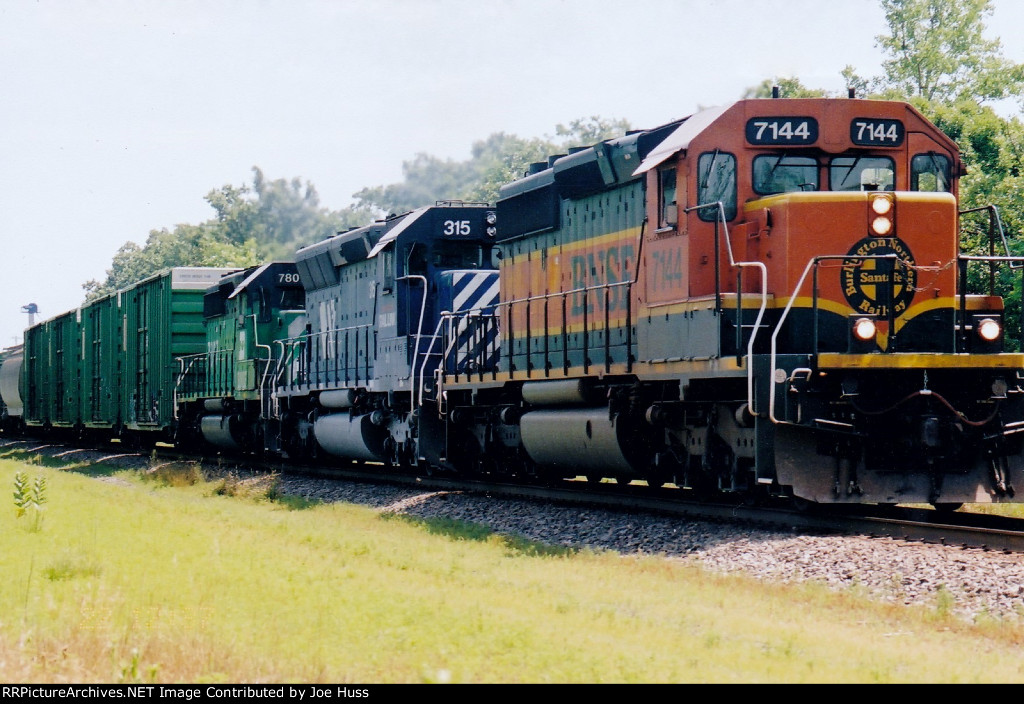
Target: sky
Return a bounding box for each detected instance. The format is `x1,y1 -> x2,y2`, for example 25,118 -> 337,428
1,0 -> 1023,344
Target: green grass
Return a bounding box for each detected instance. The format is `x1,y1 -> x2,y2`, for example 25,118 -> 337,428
2,454 -> 1024,683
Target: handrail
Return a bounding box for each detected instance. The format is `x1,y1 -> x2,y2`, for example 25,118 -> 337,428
173,354 -> 204,420
957,254 -> 1024,352
498,280 -> 633,376
251,314 -> 275,420
685,201 -> 769,415
417,315 -> 448,408
277,323 -> 374,391
768,254 -> 899,424
960,204 -> 1020,269
399,274 -> 429,403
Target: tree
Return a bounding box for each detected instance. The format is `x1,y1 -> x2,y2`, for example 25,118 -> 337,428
84,167 -> 375,300
352,153 -> 484,215
209,167 -> 374,258
876,0 -> 1024,103
85,118 -> 634,301
82,224 -> 264,299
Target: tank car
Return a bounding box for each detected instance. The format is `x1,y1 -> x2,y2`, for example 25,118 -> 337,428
0,344 -> 24,435
273,202 -> 499,467
434,97 -> 1024,506
175,262 -> 305,453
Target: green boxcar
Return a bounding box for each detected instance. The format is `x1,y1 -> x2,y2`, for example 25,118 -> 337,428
23,323 -> 46,428
23,310 -> 82,430
120,268 -> 235,442
80,291 -> 121,430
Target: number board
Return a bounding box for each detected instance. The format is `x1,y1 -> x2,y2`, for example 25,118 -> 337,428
745,117 -> 818,145
443,219 -> 472,236
851,118 -> 904,146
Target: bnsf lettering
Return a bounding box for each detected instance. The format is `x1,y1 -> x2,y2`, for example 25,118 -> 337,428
569,244 -> 635,315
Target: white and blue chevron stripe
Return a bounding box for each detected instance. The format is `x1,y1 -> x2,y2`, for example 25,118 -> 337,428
445,271 -> 500,374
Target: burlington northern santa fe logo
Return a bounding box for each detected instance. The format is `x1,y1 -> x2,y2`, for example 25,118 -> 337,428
841,237 -> 916,317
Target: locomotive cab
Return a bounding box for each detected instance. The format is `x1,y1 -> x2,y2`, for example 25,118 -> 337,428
639,100 -> 1024,504
277,203 -> 499,466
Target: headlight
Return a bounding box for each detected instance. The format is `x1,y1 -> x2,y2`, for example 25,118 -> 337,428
853,317 -> 877,341
870,216 -> 893,236
485,211 -> 497,225
871,196 -> 893,215
869,195 -> 894,236
977,317 -> 1001,342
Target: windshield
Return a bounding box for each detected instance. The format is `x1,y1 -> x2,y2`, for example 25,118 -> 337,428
752,155 -> 818,194
830,156 -> 895,191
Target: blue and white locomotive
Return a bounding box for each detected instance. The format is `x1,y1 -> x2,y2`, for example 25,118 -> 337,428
273,201 -> 499,467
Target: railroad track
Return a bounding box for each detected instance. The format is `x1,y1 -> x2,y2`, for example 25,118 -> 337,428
6,437 -> 1024,554
279,457 -> 1024,554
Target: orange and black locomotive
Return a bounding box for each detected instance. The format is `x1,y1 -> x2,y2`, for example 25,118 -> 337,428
437,97 -> 1024,506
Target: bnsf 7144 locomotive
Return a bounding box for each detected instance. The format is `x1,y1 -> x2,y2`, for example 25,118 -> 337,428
3,97 -> 1023,507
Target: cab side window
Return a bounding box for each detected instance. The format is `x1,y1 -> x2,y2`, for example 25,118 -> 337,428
911,153 -> 952,192
697,151 -> 737,221
658,166 -> 678,229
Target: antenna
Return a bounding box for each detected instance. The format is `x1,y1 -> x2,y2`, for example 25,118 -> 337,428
21,303 -> 39,327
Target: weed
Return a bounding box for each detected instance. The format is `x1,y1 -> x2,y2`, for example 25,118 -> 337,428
13,471 -> 47,531
213,474 -> 242,497
145,461 -> 204,487
117,648 -> 159,683
13,471 -> 31,516
935,585 -> 956,619
212,473 -> 287,503
42,552 -> 102,581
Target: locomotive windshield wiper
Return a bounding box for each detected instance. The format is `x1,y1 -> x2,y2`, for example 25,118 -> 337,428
838,156 -> 862,190
926,151 -> 947,188
699,148 -> 720,190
